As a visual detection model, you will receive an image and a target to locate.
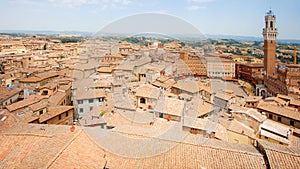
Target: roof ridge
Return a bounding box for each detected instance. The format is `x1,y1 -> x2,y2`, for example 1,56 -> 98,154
98,130 -> 262,157
46,129 -> 83,168
264,146 -> 300,157
258,139 -> 300,156
0,133 -> 53,138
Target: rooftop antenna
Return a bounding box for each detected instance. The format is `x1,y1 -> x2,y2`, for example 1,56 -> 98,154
267,0 -> 273,15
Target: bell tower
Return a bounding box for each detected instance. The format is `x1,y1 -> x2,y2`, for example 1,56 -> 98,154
263,10 -> 278,77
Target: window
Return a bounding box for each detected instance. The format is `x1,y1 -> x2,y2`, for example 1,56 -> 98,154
270,21 -> 273,28
18,112 -> 24,115
99,98 -> 104,102
66,111 -> 69,117
39,110 -> 43,115
88,99 -> 94,103
58,114 -> 61,120
42,90 -> 48,95
77,100 -> 83,104
269,114 -> 273,119
140,97 -> 146,104
79,108 -> 83,113
277,116 -> 281,122
290,120 -> 294,126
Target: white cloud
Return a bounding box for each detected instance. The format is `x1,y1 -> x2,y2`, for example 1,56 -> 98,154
187,5 -> 206,10
47,0 -> 132,8
122,0 -> 131,5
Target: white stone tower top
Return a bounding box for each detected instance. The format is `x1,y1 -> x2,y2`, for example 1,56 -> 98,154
262,10 -> 278,41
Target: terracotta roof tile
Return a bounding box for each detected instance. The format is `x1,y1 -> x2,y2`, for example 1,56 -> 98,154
257,139 -> 300,169
34,71 -> 59,80
0,86 -> 21,103
1,122 -> 299,168
75,89 -> 106,100
48,91 -> 66,106
40,82 -> 58,90
19,77 -> 42,83
257,102 -> 300,121
135,84 -> 160,99
172,80 -> 201,94
227,119 -> 256,139
84,128 -> 266,169
49,131 -> 106,169
154,98 -> 184,117
28,101 -> 48,111
6,95 -> 48,112
39,106 -> 73,123
0,124 -> 80,168
290,99 -> 300,106
11,108 -> 39,123
229,105 -> 267,122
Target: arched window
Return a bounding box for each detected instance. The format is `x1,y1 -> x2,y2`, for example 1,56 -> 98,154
140,97 -> 146,104
270,21 -> 273,28
261,90 -> 266,99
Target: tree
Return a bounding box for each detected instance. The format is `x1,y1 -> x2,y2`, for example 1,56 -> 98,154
179,42 -> 185,47
59,37 -> 83,43
43,44 -> 47,50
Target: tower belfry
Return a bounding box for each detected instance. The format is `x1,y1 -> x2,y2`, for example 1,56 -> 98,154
263,9 -> 278,77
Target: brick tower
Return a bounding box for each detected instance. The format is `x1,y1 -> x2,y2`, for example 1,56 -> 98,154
262,10 -> 278,77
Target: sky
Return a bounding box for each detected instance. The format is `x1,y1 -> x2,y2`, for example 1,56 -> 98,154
0,0 -> 300,39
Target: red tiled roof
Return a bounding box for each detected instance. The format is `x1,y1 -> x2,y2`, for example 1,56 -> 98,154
48,91 -> 66,106
1,122 -> 299,168
0,86 -> 21,103
39,106 -> 73,123
49,131 -> 106,169
257,102 -> 300,121
0,124 -> 80,168
257,139 -> 300,169
5,95 -> 48,112
28,101 -> 47,111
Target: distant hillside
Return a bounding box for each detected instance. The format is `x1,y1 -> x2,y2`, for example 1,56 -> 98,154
0,30 -> 93,36
205,34 -> 300,45
0,30 -> 299,45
